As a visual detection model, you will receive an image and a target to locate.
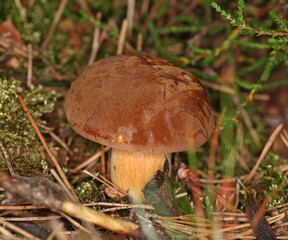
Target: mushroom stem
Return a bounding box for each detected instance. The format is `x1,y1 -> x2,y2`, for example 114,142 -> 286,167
111,149 -> 171,202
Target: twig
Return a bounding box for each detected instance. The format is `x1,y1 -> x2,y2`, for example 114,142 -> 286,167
62,201 -> 139,234
280,129 -> 288,149
0,39 -> 27,58
156,208 -> 288,238
46,222 -> 65,240
101,144 -> 106,177
137,32 -> 143,52
233,95 -> 261,147
75,0 -> 93,16
237,145 -> 251,171
88,12 -> 102,65
49,131 -> 74,156
146,0 -> 164,25
201,79 -> 270,101
0,174 -> 139,236
42,0 -> 68,49
0,205 -> 46,210
182,0 -> 199,15
198,177 -> 236,184
242,108 -> 261,146
140,0 -> 150,17
14,0 -> 25,19
27,0 -> 37,15
83,170 -> 127,197
127,0 -> 135,37
267,202 -> 288,211
0,218 -> 41,240
200,79 -> 236,95
0,224 -> 16,239
208,187 -> 241,213
73,146 -> 110,172
117,19 -> 128,55
50,169 -> 75,201
0,143 -> 15,176
85,202 -> 154,210
0,216 -> 61,222
59,212 -> 90,234
100,174 -> 128,196
245,123 -> 284,184
101,205 -> 152,213
18,96 -> 79,203
208,110 -> 224,180
0,40 -> 15,62
27,43 -> 33,88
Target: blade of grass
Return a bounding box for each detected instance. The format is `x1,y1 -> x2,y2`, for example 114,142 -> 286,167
245,123 -> 283,184
42,0 -> 68,49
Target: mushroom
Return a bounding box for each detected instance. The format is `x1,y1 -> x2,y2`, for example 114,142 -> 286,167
64,55 -> 214,202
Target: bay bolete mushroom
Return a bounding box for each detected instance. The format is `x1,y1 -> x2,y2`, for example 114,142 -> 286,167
65,55 -> 214,201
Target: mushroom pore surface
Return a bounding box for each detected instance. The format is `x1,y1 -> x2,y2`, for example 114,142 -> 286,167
64,55 -> 214,153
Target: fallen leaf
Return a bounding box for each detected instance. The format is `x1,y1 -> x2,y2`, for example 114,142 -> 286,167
143,159 -> 180,217
0,20 -> 24,45
246,186 -> 276,240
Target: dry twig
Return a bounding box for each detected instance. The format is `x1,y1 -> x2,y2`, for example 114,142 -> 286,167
0,174 -> 139,236
0,143 -> 15,176
49,131 -> 74,156
245,123 -> 284,184
0,39 -> 27,58
42,0 -> 68,49
83,170 -> 127,198
208,110 -> 224,180
117,19 -> 128,55
127,0 -> 135,37
73,146 -> 110,172
88,12 -> 102,65
0,218 -> 41,240
101,144 -> 106,177
27,43 -> 33,88
19,96 -> 79,203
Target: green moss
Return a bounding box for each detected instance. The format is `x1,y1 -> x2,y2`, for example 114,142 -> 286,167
76,181 -> 96,203
258,153 -> 288,208
0,78 -> 58,176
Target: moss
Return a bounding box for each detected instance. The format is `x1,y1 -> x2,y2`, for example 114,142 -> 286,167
258,153 -> 288,208
0,78 -> 58,176
76,181 -> 96,203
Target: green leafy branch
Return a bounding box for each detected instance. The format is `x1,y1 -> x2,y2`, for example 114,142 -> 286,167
211,1 -> 288,39
211,0 -> 288,88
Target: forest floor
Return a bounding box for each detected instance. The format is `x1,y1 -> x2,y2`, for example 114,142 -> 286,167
0,0 -> 288,239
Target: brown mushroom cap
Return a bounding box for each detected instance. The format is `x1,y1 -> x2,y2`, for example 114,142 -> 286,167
65,55 -> 214,153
